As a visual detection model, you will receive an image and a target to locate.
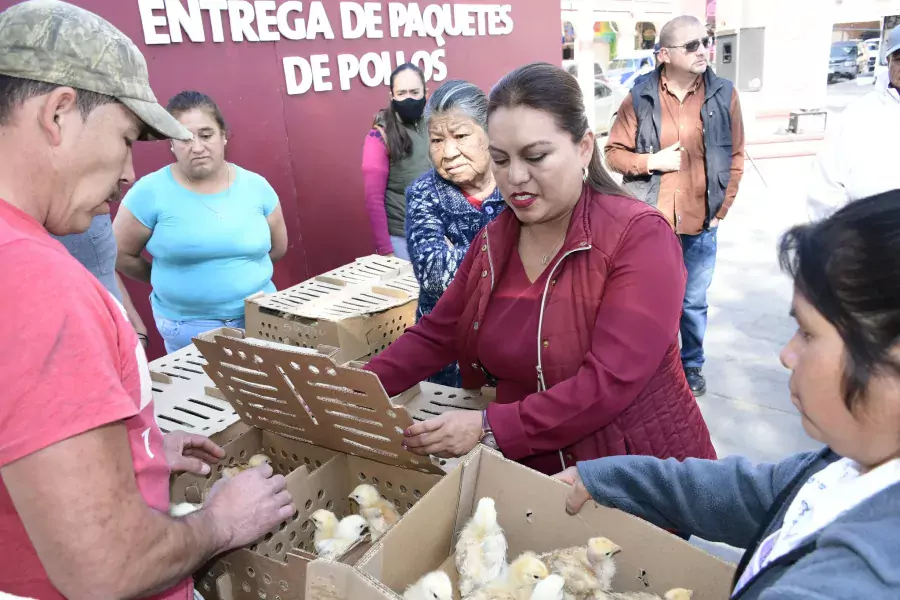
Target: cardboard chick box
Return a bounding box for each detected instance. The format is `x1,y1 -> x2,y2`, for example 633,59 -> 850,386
148,330 -> 243,443
244,255 -> 419,365
305,447 -> 737,600
181,329 -> 488,599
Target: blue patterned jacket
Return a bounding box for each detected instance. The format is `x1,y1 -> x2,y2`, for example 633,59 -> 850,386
404,169 -> 505,386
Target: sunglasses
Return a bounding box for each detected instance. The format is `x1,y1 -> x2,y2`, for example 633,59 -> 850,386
669,36 -> 712,53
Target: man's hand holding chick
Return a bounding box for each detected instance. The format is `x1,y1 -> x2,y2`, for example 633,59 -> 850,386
203,463 -> 295,549
554,467 -> 591,516
163,431 -> 225,475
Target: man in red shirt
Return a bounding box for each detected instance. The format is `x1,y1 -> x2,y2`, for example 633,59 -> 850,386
0,2 -> 294,598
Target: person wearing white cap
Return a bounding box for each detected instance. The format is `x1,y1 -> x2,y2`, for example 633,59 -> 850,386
0,2 -> 294,599
807,25 -> 900,221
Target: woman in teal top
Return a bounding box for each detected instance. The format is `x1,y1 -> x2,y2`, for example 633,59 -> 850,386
114,91 -> 288,353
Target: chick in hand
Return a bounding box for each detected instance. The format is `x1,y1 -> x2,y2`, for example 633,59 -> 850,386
456,497 -> 509,597
349,483 -> 401,540
222,453 -> 272,479
168,502 -> 202,518
402,571 -> 454,600
539,536 -> 621,599
466,552 -> 549,600
531,574 -> 566,600
310,509 -> 340,554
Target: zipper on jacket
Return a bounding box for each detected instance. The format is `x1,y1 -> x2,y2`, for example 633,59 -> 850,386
534,244 -> 590,472
484,228 -> 496,290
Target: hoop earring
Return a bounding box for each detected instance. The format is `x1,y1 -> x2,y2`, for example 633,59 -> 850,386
582,166 -> 589,182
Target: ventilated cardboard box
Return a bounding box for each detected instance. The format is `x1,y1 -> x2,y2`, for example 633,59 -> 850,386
178,329 -> 488,599
244,255 -> 419,364
149,332 -> 242,441
306,447 -> 737,600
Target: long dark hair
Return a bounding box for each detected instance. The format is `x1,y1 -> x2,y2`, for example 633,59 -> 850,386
779,190 -> 900,408
376,63 -> 426,163
487,62 -> 628,197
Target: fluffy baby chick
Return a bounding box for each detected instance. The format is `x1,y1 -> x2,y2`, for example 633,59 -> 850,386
402,570 -> 454,600
222,453 -> 272,479
539,537 -> 621,600
349,483 -> 401,540
168,502 -> 202,518
310,509 -> 340,554
317,514 -> 369,559
456,497 -> 509,597
531,574 -> 566,600
467,552 -> 550,600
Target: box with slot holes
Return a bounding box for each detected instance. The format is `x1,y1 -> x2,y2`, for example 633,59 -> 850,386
305,446 -> 737,600
243,255 -> 419,365
148,329 -> 245,445
177,329 -> 490,599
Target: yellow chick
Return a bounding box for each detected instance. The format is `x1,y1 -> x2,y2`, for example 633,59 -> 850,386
310,509 -> 340,554
531,574 -> 566,600
221,452 -> 272,479
456,497 -> 509,597
317,515 -> 369,559
402,571 -> 454,600
467,552 -> 550,600
349,483 -> 400,540
663,590 -> 693,600
539,537 -> 621,600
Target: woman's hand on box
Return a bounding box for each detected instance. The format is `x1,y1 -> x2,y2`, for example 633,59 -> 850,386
554,466 -> 591,515
163,431 -> 226,475
403,410 -> 483,458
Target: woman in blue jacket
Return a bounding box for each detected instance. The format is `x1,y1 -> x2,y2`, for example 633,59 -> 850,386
558,190 -> 900,599
404,79 -> 505,387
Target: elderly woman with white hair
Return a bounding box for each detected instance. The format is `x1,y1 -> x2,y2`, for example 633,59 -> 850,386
405,79 -> 506,387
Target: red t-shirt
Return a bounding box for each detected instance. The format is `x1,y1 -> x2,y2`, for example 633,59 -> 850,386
0,200 -> 191,600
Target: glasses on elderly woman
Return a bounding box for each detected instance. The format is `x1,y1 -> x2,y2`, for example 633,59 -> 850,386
667,37 -> 712,53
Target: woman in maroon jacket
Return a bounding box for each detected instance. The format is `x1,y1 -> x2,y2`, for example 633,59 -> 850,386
365,62 -> 716,475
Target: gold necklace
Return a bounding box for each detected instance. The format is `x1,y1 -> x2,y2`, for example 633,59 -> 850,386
540,234 -> 567,265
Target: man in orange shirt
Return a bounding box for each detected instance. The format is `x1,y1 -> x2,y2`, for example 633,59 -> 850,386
605,15 -> 745,396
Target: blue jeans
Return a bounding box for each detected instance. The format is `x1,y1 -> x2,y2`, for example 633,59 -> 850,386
390,235 -> 410,260
679,226 -> 718,369
154,315 -> 245,354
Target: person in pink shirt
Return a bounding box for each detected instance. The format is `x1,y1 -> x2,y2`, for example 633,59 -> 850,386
0,2 -> 293,599
362,63 -> 432,259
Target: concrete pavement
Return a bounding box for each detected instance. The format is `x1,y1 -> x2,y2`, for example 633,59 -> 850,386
698,155 -> 823,465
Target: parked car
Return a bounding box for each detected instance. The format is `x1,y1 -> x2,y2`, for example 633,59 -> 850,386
865,38 -> 881,74
828,41 -> 860,82
562,59 -> 605,80
593,80 -> 628,135
605,51 -> 656,89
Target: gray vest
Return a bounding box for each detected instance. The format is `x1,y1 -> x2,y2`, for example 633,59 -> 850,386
384,119 -> 430,237
624,67 -> 734,230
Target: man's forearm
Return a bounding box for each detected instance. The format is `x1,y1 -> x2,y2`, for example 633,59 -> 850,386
119,508 -> 227,599
117,254 -> 152,283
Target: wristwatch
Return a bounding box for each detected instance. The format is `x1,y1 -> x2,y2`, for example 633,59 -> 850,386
479,409 -> 499,450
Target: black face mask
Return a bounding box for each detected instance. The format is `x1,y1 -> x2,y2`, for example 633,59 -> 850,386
392,97 -> 426,124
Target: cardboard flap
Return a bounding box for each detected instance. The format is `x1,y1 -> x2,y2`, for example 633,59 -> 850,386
149,341 -> 240,437
248,255 -> 419,322
194,332 -> 449,474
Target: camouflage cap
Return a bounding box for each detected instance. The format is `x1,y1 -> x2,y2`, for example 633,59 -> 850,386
0,0 -> 191,141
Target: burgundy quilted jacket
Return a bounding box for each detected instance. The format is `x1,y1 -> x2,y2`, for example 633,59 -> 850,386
366,186 -> 716,475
